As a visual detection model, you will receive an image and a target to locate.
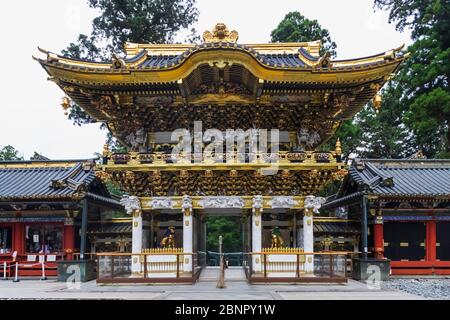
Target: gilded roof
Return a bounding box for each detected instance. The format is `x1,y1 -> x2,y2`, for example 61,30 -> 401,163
33,23 -> 410,148
34,23 -> 408,86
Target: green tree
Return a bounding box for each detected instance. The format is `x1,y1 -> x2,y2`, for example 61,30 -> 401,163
206,217 -> 242,253
320,120 -> 362,161
270,13 -> 363,159
353,81 -> 416,158
271,11 -> 337,57
105,180 -> 126,197
0,145 -> 23,161
63,0 -> 199,60
375,0 -> 450,158
61,0 -> 200,147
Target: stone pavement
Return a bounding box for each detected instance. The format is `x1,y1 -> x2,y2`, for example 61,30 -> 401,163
0,278 -> 425,300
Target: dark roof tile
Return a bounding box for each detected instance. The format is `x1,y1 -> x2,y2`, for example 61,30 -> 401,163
348,159 -> 450,197
0,162 -> 99,200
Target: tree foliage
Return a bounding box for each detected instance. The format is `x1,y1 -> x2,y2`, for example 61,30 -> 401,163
375,0 -> 450,158
320,120 -> 362,161
63,0 -> 199,60
270,11 -> 337,57
355,84 -> 416,159
206,217 -> 242,253
270,12 -> 364,160
0,145 -> 23,161
105,180 -> 126,197
61,0 -> 200,145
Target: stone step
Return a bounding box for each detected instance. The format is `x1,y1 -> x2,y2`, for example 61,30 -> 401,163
198,267 -> 246,282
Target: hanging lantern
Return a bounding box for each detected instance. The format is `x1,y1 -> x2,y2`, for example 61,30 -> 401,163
335,138 -> 342,156
102,142 -> 110,157
373,93 -> 382,111
61,97 -> 71,116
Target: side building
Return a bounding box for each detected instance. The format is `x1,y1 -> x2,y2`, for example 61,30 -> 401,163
322,159 -> 450,275
0,160 -> 124,276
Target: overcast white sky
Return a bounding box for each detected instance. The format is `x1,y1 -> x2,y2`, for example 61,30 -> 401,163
0,0 -> 411,160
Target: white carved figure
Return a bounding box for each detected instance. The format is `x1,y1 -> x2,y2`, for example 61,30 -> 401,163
297,128 -> 309,148
252,195 -> 263,209
125,132 -> 137,150
125,128 -> 147,152
120,195 -> 141,215
306,131 -> 321,148
296,128 -> 321,149
270,196 -> 297,208
182,195 -> 193,211
135,128 -> 147,152
304,195 -> 326,214
150,197 -> 173,209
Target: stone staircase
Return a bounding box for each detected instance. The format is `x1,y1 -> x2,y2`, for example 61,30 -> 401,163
198,266 -> 246,282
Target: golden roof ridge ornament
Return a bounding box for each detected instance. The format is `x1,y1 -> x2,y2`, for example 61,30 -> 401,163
203,23 -> 239,43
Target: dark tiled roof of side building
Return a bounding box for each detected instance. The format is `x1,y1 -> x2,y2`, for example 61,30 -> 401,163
0,160 -> 117,202
342,159 -> 450,198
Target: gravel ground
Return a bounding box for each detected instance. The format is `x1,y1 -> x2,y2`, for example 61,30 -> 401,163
382,278 -> 450,300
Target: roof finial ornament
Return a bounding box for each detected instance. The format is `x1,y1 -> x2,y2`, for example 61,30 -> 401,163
316,51 -> 332,68
408,150 -> 427,160
111,53 -> 126,69
203,23 -> 239,43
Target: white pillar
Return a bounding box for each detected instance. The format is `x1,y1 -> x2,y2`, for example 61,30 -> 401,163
120,196 -> 143,275
303,210 -> 314,272
131,211 -> 143,274
303,195 -> 325,273
182,195 -> 193,272
252,195 -> 263,272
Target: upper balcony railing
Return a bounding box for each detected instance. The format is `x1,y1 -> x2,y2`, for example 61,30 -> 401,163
103,151 -> 342,167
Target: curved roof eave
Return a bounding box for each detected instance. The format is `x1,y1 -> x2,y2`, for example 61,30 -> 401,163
35,47 -> 407,86
35,42 -> 407,71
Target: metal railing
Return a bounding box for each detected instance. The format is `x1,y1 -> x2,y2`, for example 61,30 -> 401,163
244,251 -> 352,283
96,252 -> 202,284
207,251 -> 244,266
1,254 -> 63,280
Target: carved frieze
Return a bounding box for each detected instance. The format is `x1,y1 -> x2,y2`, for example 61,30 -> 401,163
199,196 -> 244,208
148,197 -> 174,209
270,196 -> 297,208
